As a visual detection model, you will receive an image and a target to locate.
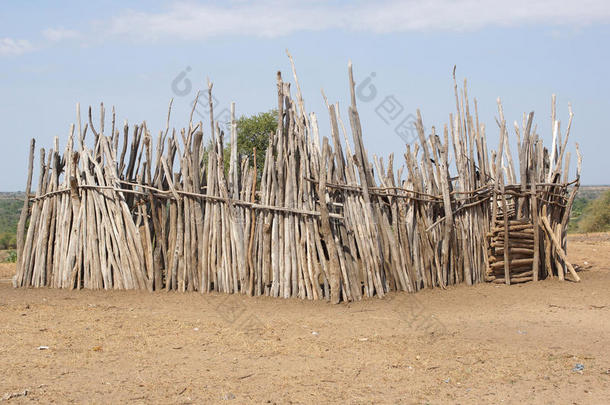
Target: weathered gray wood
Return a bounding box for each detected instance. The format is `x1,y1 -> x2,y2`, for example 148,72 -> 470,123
16,139 -> 36,278
541,215 -> 580,282
318,138 -> 341,303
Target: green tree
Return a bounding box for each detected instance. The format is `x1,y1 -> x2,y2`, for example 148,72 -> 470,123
203,110 -> 277,183
233,110 -> 277,175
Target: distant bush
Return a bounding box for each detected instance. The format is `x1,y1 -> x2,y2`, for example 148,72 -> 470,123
0,199 -> 22,249
577,190 -> 610,233
567,196 -> 589,232
0,200 -> 21,231
0,232 -> 17,250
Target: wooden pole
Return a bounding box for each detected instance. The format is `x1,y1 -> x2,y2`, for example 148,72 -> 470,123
541,215 -> 580,282
16,139 -> 35,277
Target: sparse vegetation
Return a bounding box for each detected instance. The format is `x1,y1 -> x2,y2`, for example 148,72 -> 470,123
0,197 -> 23,249
568,186 -> 610,233
575,190 -> 610,233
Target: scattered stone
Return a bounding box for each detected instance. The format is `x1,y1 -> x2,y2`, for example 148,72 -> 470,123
573,363 -> 585,373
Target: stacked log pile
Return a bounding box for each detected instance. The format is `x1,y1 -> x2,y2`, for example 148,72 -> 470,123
487,219 -> 536,284
14,56 -> 582,301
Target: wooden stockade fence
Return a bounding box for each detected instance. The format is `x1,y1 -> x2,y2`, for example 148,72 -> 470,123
14,57 -> 582,303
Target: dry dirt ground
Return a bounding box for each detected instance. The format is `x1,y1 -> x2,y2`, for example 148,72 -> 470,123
1,235 -> 609,404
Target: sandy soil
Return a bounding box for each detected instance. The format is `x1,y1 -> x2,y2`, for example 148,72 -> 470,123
0,263 -> 15,279
0,235 -> 608,404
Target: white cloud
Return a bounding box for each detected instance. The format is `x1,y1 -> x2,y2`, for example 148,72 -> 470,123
0,28 -> 79,57
0,38 -> 35,56
3,0 -> 609,56
105,0 -> 610,41
42,27 -> 80,42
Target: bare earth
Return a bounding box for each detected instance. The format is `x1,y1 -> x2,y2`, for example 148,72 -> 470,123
1,235 -> 609,404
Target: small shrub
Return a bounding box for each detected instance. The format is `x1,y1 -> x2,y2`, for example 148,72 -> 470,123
5,250 -> 17,263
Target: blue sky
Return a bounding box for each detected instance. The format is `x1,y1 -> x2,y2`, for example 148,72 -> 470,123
1,0 -> 609,189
